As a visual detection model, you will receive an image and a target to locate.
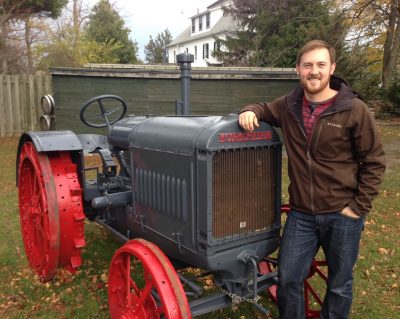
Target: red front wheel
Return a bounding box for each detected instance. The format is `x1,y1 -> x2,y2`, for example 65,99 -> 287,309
18,142 -> 85,282
108,239 -> 191,319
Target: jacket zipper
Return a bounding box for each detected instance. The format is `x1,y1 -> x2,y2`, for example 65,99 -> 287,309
307,149 -> 315,213
307,118 -> 326,214
288,103 -> 316,213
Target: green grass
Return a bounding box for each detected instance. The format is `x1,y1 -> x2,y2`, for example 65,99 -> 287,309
0,123 -> 399,318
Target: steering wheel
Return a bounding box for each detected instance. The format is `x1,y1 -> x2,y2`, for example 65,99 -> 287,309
80,94 -> 127,128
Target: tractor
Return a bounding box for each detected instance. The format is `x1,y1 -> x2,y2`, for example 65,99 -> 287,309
16,53 -> 327,318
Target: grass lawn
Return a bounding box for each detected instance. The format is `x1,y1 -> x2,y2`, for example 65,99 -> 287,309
0,122 -> 399,319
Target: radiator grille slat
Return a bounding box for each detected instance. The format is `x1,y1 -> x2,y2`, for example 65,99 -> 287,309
135,169 -> 188,222
212,147 -> 277,239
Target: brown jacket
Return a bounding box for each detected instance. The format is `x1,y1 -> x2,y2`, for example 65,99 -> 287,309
242,76 -> 385,216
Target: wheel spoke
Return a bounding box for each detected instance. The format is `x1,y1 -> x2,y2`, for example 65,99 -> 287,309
31,168 -> 37,199
98,99 -> 107,114
135,272 -> 155,309
125,254 -> 131,308
85,113 -> 105,120
105,105 -> 123,116
130,277 -> 140,295
304,279 -> 324,305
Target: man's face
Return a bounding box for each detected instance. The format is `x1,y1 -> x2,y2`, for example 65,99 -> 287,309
296,48 -> 336,95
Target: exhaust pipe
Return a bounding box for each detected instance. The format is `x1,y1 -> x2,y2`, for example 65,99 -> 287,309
176,52 -> 194,115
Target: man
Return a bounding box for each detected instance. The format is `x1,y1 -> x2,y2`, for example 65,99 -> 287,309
239,40 -> 385,319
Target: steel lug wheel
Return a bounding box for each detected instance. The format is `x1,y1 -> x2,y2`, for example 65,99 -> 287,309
18,142 -> 85,282
108,239 -> 191,319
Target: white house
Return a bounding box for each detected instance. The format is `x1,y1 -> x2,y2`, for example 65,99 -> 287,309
166,0 -> 237,67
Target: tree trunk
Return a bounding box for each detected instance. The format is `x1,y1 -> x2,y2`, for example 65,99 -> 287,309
0,25 -> 8,73
73,0 -> 80,51
382,0 -> 400,89
24,17 -> 33,73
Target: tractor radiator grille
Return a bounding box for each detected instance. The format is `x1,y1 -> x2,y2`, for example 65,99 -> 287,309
212,147 -> 278,239
135,169 -> 188,222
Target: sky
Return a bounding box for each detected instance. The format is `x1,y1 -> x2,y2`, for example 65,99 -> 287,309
87,0 -> 214,60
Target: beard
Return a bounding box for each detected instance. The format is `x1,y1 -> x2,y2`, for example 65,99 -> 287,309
300,74 -> 331,95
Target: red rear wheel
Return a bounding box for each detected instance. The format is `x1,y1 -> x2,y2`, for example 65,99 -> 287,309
108,239 -> 191,319
259,205 -> 327,319
18,142 -> 85,282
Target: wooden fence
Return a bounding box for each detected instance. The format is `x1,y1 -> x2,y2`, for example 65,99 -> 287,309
0,73 -> 52,137
52,65 -> 297,134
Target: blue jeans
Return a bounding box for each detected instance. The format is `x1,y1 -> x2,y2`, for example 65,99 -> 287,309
277,210 -> 365,319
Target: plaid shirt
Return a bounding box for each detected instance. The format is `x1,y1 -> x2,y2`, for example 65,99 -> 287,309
302,96 -> 336,142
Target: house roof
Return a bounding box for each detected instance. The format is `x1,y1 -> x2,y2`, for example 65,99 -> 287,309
207,0 -> 226,9
189,0 -> 231,19
166,14 -> 238,47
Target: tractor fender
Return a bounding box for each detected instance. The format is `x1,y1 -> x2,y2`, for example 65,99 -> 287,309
16,131 -> 83,186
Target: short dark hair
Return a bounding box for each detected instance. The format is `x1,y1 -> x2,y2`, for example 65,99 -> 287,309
296,40 -> 336,65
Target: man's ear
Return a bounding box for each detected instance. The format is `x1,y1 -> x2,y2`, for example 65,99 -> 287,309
330,63 -> 336,75
296,64 -> 300,75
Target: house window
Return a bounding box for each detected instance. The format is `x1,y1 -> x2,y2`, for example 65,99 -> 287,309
186,48 -> 189,53
203,43 -> 209,59
173,50 -> 176,63
192,18 -> 195,33
194,46 -> 197,60
213,40 -> 221,53
206,12 -> 210,28
199,16 -> 203,31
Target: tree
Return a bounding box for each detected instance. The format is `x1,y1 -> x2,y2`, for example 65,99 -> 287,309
0,0 -> 67,72
84,0 -> 138,64
34,0 -> 91,70
144,29 -> 173,64
214,0 -> 349,68
340,0 -> 400,89
212,0 -> 379,98
381,0 -> 400,89
0,0 -> 67,24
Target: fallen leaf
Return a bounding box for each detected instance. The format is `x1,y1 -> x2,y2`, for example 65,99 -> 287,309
378,247 -> 389,254
101,273 -> 107,282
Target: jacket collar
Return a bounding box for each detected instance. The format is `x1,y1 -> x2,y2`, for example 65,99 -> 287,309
286,75 -> 359,117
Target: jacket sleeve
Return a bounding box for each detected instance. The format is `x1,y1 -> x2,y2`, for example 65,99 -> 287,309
348,99 -> 386,215
240,96 -> 287,128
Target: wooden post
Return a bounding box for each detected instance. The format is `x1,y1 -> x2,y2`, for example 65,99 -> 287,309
0,75 -> 5,137
20,74 -> 27,132
28,74 -> 36,131
13,74 -> 22,135
6,75 -> 13,136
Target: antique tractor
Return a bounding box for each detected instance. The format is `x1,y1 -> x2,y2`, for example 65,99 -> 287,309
16,53 -> 327,318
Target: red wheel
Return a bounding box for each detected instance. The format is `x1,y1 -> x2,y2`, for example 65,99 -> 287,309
259,205 -> 327,319
108,239 -> 191,319
18,142 -> 85,282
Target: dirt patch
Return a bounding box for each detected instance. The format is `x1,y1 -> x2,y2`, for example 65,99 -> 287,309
376,122 -> 400,172
382,139 -> 400,172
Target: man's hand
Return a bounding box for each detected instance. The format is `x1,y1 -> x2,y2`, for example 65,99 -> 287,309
239,111 -> 259,132
340,206 -> 360,219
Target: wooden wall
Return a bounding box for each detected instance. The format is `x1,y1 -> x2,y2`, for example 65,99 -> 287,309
51,65 -> 298,134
